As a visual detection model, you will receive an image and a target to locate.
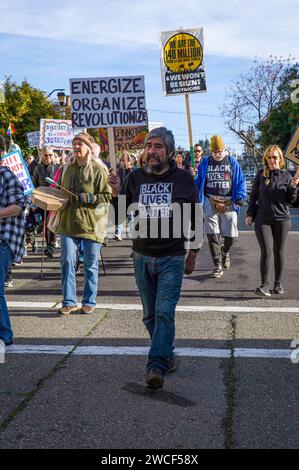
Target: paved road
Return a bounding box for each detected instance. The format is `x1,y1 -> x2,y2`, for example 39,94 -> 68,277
0,217 -> 299,449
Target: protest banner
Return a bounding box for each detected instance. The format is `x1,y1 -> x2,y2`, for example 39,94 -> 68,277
0,150 -> 34,195
69,76 -> 147,129
27,131 -> 41,148
284,123 -> 299,166
159,28 -> 207,96
98,126 -> 148,152
113,126 -> 148,151
70,76 -> 148,170
159,28 -> 207,169
39,119 -> 84,150
98,122 -> 164,152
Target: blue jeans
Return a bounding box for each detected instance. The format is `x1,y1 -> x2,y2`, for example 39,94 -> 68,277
0,242 -> 13,344
133,252 -> 185,373
61,236 -> 101,307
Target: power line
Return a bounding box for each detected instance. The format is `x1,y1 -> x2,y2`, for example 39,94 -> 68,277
148,108 -> 219,118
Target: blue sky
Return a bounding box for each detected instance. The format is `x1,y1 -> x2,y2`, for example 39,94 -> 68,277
0,0 -> 298,152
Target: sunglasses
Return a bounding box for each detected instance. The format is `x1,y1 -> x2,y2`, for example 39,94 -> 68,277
267,156 -> 279,161
44,154 -> 53,157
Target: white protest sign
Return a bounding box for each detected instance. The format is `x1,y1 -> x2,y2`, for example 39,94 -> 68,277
69,76 -> 147,129
0,150 -> 34,195
159,28 -> 207,96
27,131 -> 41,148
149,121 -> 164,131
39,119 -> 84,150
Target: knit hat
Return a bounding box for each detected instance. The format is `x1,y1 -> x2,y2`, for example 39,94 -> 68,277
72,132 -> 94,151
210,135 -> 225,152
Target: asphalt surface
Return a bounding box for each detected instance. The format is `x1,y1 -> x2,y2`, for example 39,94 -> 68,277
0,210 -> 299,450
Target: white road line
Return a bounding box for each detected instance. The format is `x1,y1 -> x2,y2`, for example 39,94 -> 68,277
4,345 -> 293,359
239,230 -> 299,234
7,301 -> 299,313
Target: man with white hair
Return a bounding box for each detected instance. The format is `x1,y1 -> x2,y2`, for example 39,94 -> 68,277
56,132 -> 112,315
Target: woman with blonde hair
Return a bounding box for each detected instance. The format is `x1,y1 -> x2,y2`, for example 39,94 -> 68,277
246,145 -> 299,296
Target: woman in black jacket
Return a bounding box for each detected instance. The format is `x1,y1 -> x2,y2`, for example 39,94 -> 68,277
245,145 -> 299,296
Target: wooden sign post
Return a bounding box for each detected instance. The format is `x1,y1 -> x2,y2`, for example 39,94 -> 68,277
185,94 -> 195,168
108,127 -> 117,173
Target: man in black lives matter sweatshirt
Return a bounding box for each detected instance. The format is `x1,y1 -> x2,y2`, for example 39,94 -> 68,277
108,127 -> 202,390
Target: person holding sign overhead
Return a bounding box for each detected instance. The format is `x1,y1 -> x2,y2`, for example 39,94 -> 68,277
55,132 -> 112,315
246,145 -> 299,296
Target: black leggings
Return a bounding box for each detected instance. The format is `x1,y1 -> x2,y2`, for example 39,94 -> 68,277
254,219 -> 291,285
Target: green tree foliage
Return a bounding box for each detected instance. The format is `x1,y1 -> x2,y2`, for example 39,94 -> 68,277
0,77 -> 61,157
258,67 -> 299,149
222,56 -> 299,158
196,138 -> 210,155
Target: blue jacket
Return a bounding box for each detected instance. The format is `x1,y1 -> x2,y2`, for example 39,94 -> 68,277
195,156 -> 247,212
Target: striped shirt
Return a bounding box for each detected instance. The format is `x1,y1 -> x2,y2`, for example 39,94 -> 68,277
0,167 -> 25,262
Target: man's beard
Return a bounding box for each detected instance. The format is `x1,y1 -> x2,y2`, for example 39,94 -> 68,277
144,155 -> 170,175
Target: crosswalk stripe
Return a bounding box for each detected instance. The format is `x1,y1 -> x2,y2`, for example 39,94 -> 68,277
6,301 -> 299,313
2,344 -> 294,359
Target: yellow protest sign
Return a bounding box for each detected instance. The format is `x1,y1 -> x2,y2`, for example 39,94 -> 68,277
284,123 -> 299,165
159,28 -> 207,96
164,32 -> 203,73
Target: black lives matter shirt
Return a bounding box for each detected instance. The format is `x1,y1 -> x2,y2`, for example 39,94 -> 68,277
205,156 -> 232,198
120,160 -> 199,257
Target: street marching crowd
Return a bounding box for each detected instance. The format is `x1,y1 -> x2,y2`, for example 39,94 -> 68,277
1,127 -> 299,389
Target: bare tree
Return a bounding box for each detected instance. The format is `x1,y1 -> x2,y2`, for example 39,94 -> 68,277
222,56 -> 297,168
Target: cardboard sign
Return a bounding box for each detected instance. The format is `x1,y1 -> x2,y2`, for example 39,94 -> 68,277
27,131 -> 41,148
284,123 -> 299,165
159,28 -> 207,96
69,76 -> 147,129
39,119 -> 84,150
99,126 -> 148,151
0,150 -> 34,195
98,122 -> 164,152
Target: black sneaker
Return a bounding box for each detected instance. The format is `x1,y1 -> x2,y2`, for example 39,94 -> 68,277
273,282 -> 284,295
146,368 -> 164,390
210,265 -> 223,278
44,246 -> 54,258
167,356 -> 177,373
221,246 -> 230,270
255,284 -> 271,297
